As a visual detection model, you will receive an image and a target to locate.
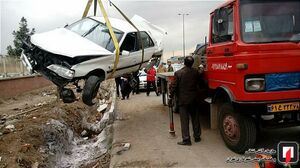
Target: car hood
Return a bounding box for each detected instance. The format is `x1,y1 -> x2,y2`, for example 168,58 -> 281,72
31,28 -> 112,58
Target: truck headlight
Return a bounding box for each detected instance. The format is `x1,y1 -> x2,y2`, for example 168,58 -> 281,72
47,64 -> 74,80
245,78 -> 265,91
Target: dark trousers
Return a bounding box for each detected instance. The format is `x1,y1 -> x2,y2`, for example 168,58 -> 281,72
179,103 -> 201,141
132,77 -> 140,94
121,80 -> 132,99
157,78 -> 162,94
115,77 -> 122,97
146,81 -> 157,96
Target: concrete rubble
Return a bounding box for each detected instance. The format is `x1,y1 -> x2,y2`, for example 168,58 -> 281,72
39,81 -> 117,167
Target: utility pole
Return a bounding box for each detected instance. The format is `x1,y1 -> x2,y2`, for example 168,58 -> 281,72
178,13 -> 189,57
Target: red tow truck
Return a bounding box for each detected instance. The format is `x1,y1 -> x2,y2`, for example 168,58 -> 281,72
205,0 -> 300,154
159,0 -> 300,154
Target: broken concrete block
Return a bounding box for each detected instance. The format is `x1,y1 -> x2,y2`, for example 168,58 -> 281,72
123,143 -> 131,150
81,130 -> 88,137
5,124 -> 15,132
97,104 -> 108,112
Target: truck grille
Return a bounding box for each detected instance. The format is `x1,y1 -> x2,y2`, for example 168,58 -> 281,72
265,72 -> 300,91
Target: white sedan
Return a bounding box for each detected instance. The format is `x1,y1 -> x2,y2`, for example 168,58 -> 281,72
21,15 -> 166,105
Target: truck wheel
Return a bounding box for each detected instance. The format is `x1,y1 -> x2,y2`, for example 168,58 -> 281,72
82,75 -> 104,106
218,103 -> 256,154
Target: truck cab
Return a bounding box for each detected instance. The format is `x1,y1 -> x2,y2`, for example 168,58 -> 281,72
206,0 -> 300,154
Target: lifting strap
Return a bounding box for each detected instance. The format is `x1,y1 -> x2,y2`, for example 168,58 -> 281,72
83,0 -> 120,78
82,0 -> 93,18
109,1 -> 145,71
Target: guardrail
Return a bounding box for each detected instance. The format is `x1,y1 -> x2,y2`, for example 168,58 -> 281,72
0,56 -> 30,79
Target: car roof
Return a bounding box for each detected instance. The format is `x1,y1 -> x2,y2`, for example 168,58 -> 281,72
89,16 -> 145,33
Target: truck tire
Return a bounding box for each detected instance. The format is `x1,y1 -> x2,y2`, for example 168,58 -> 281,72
82,75 -> 104,106
218,103 -> 256,154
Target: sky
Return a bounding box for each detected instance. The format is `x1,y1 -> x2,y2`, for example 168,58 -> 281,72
0,0 -> 225,60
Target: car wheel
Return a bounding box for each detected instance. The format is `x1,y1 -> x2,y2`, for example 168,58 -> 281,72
218,103 -> 256,154
82,75 -> 104,106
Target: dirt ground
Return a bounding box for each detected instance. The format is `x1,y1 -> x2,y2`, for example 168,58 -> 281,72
110,93 -> 300,168
0,84 -> 110,168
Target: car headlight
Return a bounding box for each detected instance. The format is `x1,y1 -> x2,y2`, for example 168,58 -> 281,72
245,78 -> 265,91
47,64 -> 74,80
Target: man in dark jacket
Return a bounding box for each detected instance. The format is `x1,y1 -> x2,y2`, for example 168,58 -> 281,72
169,56 -> 202,146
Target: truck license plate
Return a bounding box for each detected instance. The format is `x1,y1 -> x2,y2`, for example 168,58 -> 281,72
267,102 -> 300,112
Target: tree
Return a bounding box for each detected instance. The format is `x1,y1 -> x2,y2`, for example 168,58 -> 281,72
6,17 -> 35,57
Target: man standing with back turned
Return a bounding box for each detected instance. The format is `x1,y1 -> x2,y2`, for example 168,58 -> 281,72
169,56 -> 202,145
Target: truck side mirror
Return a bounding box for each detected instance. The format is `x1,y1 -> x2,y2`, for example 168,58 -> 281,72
121,50 -> 130,56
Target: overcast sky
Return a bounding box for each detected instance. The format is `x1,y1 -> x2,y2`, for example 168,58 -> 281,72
0,0 -> 225,59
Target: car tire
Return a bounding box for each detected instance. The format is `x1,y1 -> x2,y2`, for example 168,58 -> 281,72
218,103 -> 256,154
82,75 -> 104,106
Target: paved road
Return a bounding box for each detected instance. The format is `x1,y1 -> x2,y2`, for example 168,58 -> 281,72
110,93 -> 300,168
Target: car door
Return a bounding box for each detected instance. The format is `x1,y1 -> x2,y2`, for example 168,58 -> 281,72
114,32 -> 141,77
137,31 -> 156,68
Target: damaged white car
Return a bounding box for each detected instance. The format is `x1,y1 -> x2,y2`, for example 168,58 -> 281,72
21,15 -> 165,105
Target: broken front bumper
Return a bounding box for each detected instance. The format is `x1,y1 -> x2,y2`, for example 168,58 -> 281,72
21,50 -> 74,87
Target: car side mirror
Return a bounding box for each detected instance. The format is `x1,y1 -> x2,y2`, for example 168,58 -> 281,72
121,50 -> 130,56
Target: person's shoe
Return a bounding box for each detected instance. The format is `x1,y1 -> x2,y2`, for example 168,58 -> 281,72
194,137 -> 201,143
177,140 -> 191,146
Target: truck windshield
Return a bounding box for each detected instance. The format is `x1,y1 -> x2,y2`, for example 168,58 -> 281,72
67,18 -> 124,52
240,0 -> 300,43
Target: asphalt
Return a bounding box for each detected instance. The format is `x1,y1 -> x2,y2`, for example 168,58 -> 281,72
110,93 -> 300,168
110,93 -> 254,168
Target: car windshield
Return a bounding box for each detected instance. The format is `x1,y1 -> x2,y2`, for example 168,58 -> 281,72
66,18 -> 124,52
240,0 -> 300,43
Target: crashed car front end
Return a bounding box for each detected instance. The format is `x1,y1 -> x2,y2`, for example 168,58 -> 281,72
21,44 -> 109,87
21,46 -> 76,87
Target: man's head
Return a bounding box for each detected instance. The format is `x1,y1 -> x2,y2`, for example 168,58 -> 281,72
184,56 -> 194,68
167,61 -> 172,66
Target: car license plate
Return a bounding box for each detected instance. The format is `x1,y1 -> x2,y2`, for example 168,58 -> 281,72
267,102 -> 300,112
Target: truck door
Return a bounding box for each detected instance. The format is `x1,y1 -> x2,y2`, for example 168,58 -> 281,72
207,4 -> 236,87
209,5 -> 234,57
